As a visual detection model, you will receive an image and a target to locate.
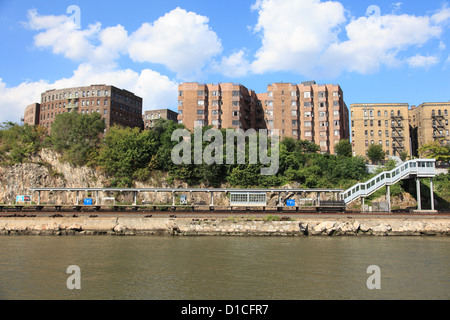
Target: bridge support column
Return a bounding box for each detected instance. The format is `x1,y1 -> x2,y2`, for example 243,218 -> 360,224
37,191 -> 41,205
133,192 -> 137,206
76,191 -> 79,205
172,192 -> 176,206
416,177 -> 421,211
361,197 -> 365,212
210,192 -> 214,206
386,185 -> 391,213
430,178 -> 435,211
278,192 -> 282,207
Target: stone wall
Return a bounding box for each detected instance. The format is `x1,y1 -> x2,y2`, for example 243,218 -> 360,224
0,217 -> 448,236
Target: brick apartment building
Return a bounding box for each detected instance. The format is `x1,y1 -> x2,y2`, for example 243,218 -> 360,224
350,103 -> 411,158
351,102 -> 450,159
409,102 -> 450,156
177,82 -> 264,132
143,108 -> 178,129
23,103 -> 41,126
177,81 -> 349,154
31,85 -> 143,132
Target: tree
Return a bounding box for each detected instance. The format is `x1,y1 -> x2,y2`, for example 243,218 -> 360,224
418,141 -> 450,162
367,144 -> 386,164
335,139 -> 352,157
399,151 -> 409,162
97,126 -> 160,186
50,112 -> 105,166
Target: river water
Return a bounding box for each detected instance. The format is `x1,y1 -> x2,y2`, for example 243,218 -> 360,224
0,236 -> 448,300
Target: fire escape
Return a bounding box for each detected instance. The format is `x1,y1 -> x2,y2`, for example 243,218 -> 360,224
391,113 -> 405,156
432,111 -> 446,145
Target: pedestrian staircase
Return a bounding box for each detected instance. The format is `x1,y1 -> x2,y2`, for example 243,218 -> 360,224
341,159 -> 436,205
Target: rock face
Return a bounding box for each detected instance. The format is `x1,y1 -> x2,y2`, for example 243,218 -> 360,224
0,217 -> 448,236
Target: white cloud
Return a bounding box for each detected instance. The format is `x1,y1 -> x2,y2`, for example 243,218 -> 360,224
407,54 -> 439,68
250,0 -> 346,75
128,7 -> 223,79
249,0 -> 450,78
213,50 -> 251,78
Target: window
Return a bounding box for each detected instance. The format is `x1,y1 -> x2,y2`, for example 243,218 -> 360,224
197,100 -> 204,106
292,120 -> 298,126
333,91 -> 339,97
386,140 -> 389,147
334,120 -> 340,126
364,120 -> 368,126
291,110 -> 298,116
178,101 -> 183,106
379,140 -> 382,145
378,120 -> 381,126
333,101 -> 339,107
385,110 -> 388,117
211,110 -> 218,116
212,120 -> 220,126
370,110 -> 374,117
292,130 -> 298,136
267,91 -> 273,97
305,121 -> 312,127
97,100 -> 100,106
385,120 -> 389,127
197,110 -> 204,115
305,131 -> 312,137
320,141 -> 327,147
178,91 -> 183,97
370,120 -> 373,126
291,100 -> 297,107
232,111 -> 239,117
378,111 -> 381,116
305,112 -> 312,118
232,120 -> 240,126
291,91 -> 297,97
197,90 -> 204,96
334,130 -> 340,136
304,102 -> 312,108
197,120 -> 204,126
378,130 -> 382,137
212,100 -> 219,106
304,92 -> 311,98
319,112 -> 327,117
386,130 -> 389,137
319,91 -> 326,98
212,91 -> 219,97
365,130 -> 368,137
104,100 -> 108,106
371,130 -> 374,137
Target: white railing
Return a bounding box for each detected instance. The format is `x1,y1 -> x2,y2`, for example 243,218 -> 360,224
341,159 -> 436,205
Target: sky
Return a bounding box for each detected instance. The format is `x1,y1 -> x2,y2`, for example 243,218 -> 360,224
0,0 -> 449,124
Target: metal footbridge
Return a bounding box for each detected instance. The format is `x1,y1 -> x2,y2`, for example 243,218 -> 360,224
341,159 -> 437,211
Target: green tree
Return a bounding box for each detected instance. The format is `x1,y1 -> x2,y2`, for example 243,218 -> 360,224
399,151 -> 409,162
50,112 -> 105,166
97,126 -> 160,186
335,139 -> 353,157
367,144 -> 386,164
418,141 -> 450,162
0,122 -> 47,164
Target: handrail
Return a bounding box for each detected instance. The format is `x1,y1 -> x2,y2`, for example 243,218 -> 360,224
341,159 -> 436,205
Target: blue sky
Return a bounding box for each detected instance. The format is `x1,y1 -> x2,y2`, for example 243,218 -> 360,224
0,0 -> 449,123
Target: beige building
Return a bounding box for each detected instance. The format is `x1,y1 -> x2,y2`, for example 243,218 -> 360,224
143,109 -> 178,129
178,81 -> 350,155
351,103 -> 411,159
409,102 -> 450,155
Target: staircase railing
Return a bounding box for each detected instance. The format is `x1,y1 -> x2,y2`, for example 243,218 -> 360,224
341,159 -> 436,205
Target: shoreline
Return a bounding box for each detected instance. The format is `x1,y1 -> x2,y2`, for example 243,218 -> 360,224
0,216 -> 449,236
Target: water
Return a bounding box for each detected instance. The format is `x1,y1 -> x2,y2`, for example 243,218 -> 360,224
0,236 -> 448,300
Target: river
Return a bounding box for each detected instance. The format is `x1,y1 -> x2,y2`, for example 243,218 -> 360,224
0,236 -> 448,300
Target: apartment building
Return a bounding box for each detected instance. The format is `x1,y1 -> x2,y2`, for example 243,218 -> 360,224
23,103 -> 41,126
178,81 -> 349,155
143,109 -> 178,129
409,102 -> 450,156
259,81 -> 349,154
350,103 -> 411,158
36,84 -> 143,132
177,82 -> 264,132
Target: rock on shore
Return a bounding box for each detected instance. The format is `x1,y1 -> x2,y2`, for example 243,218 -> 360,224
0,217 -> 448,236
